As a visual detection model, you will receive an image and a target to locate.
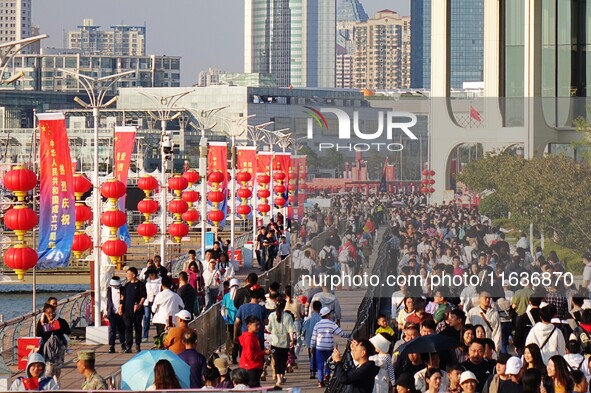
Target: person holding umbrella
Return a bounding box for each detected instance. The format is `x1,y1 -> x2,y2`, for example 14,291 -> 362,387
146,359 -> 181,390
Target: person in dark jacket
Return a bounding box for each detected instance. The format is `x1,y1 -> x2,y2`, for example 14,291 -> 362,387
106,276 -> 126,353
121,267 -> 147,353
332,338 -> 380,393
35,302 -> 71,379
513,296 -> 542,354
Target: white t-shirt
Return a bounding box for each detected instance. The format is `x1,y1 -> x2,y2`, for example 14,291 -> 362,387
151,289 -> 185,326
583,264 -> 591,291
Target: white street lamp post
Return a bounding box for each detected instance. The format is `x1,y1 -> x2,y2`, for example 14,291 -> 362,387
139,91 -> 193,266
61,69 -> 135,328
189,106 -> 229,257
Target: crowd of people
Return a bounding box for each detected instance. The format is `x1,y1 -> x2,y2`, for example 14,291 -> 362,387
11,190 -> 591,393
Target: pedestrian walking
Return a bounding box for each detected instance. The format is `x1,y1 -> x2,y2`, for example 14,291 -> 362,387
121,267 -> 147,353
310,307 -> 350,387
106,277 -> 126,353
35,303 -> 70,380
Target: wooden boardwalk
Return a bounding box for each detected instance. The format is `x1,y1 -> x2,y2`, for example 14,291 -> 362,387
7,230 -> 384,391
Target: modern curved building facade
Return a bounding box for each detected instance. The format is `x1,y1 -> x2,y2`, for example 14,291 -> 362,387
430,0 -> 588,203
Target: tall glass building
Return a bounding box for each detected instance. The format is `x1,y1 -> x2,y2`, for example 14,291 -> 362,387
245,0 -> 336,88
411,0 -> 484,89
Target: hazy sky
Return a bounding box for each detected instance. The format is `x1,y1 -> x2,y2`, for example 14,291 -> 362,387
33,0 -> 410,86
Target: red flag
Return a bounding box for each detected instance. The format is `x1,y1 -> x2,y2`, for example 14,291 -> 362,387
470,106 -> 481,122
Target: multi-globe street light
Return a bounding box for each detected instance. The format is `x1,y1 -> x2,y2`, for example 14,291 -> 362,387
61,69 -> 135,329
139,90 -> 193,265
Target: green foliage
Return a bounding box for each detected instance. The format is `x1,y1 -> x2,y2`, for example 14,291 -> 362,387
478,193 -> 509,219
460,154 -> 591,253
533,238 -> 583,274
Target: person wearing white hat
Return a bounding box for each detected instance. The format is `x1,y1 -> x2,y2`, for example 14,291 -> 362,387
459,371 -> 478,393
221,278 -> 241,364
163,310 -> 193,354
498,356 -> 523,393
368,333 -> 394,393
310,306 -> 350,388
106,276 -> 126,354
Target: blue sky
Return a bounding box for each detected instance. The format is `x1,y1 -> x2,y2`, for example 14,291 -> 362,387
33,0 -> 410,85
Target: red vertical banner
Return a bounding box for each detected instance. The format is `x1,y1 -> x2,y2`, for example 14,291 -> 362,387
273,152 -> 291,185
207,142 -> 228,226
36,113 -> 75,269
236,146 -> 257,187
256,152 -> 272,175
297,156 -> 307,220
113,126 -> 136,245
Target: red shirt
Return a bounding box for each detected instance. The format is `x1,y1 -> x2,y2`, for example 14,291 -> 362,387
239,331 -> 264,370
406,312 -> 433,325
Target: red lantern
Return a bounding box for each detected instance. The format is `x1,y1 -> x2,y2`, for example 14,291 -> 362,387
168,222 -> 189,242
422,169 -> 429,176
236,204 -> 251,218
257,189 -> 271,199
288,184 -> 297,192
237,188 -> 252,200
275,197 -> 286,207
257,174 -> 270,185
168,175 -> 189,193
4,166 -> 37,201
421,179 -> 429,185
300,184 -> 308,191
75,204 -> 92,223
429,188 -> 435,193
421,187 -> 429,193
137,199 -> 159,217
102,239 -> 127,264
72,233 -> 92,258
4,206 -> 38,241
4,245 -> 37,279
182,170 -> 199,186
208,171 -> 225,185
236,171 -> 252,184
288,195 -> 297,204
169,199 -> 189,216
258,203 -> 270,214
101,210 -> 127,232
273,171 -> 286,182
274,185 -> 286,194
182,190 -> 200,205
182,208 -> 200,226
429,179 -> 435,185
207,210 -> 225,226
429,170 -> 436,176
208,190 -> 225,205
73,174 -> 92,199
137,222 -> 158,243
101,179 -> 126,202
138,175 -> 159,194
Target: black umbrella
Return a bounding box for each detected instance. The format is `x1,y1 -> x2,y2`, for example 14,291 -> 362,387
396,334 -> 461,356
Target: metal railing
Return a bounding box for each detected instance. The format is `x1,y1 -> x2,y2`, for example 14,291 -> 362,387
0,291 -> 91,368
325,227 -> 392,393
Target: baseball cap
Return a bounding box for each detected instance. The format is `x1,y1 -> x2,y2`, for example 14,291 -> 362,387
213,357 -> 229,375
76,350 -> 95,362
460,371 -> 478,385
175,310 -> 192,321
320,307 -> 331,317
505,356 -> 523,375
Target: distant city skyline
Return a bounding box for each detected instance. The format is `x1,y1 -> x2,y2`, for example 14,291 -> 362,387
32,0 -> 410,86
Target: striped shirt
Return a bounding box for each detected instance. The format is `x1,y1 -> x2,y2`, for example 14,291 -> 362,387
310,319 -> 349,351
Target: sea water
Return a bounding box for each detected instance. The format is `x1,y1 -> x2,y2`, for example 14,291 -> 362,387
0,284 -> 89,321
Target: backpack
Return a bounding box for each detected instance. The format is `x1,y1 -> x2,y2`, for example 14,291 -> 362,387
338,247 -> 351,264
574,325 -> 591,354
320,248 -> 336,270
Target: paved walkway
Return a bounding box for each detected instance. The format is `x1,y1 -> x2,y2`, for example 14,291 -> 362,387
8,230 -> 384,391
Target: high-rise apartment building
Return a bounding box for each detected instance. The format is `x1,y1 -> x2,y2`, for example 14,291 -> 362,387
244,0 -> 336,88
353,10 -> 411,90
336,0 -> 367,88
67,19 -> 146,56
411,0 -> 484,89
0,0 -> 32,45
